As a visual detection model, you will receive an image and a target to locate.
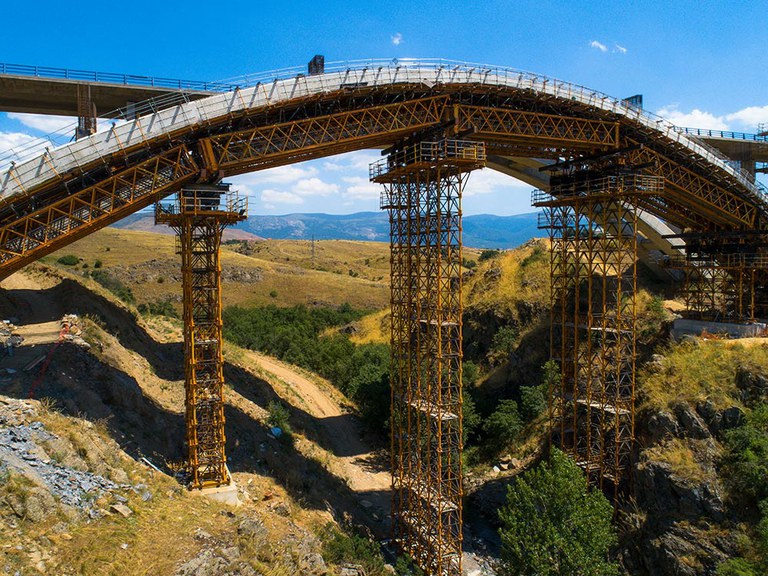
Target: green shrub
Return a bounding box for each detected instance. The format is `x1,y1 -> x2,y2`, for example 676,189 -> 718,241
499,449 -> 619,576
478,249 -> 501,262
269,290 -> 278,298
57,255 -> 79,266
717,558 -> 759,576
484,399 -> 523,446
520,384 -> 547,422
137,298 -> 179,318
267,400 -> 291,434
722,404 -> 768,505
90,270 -> 135,305
320,524 -> 386,575
93,259 -> 103,269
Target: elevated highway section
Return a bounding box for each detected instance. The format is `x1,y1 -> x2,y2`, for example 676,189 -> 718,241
0,62 -> 227,117
0,59 -> 766,278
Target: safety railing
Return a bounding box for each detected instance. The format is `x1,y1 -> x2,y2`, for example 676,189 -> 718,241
0,61 -> 235,92
1,58 -> 765,205
155,189 -> 248,217
369,139 -> 486,180
676,126 -> 768,142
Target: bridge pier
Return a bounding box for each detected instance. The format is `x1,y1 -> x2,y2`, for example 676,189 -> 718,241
661,248 -> 768,324
156,184 -> 247,490
535,172 -> 663,498
373,139 -> 485,576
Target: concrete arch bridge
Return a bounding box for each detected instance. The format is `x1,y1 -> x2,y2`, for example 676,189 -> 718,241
1,59 -> 767,575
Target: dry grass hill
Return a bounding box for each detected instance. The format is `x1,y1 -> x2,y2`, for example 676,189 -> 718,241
1,227 -> 767,576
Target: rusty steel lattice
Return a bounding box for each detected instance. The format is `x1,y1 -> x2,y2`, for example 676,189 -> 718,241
535,174 -> 663,497
156,186 -> 247,488
373,139 -> 485,576
661,253 -> 768,323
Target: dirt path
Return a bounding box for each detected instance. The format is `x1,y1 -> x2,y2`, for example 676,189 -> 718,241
247,351 -> 391,506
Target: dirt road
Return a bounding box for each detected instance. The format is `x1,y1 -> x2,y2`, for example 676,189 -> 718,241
248,351 -> 391,502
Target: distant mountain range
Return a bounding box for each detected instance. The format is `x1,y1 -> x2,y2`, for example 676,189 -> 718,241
114,211 -> 541,249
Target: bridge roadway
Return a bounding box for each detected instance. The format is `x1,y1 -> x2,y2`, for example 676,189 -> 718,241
0,59 -> 767,280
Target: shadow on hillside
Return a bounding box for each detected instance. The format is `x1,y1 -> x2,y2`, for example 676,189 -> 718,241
225,403 -> 391,536
227,365 -> 372,458
0,278 -> 185,380
4,342 -> 185,465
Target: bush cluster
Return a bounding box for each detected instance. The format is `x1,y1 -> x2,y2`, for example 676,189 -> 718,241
223,304 -> 390,430
89,270 -> 135,305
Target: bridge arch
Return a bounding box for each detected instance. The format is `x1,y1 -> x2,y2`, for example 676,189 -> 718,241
0,60 -> 766,278
2,60 -> 767,576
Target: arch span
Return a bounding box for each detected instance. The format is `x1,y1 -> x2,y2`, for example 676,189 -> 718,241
0,60 -> 766,279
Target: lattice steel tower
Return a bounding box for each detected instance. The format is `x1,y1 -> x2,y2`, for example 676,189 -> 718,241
372,139 -> 486,576
535,171 -> 663,498
156,184 -> 247,489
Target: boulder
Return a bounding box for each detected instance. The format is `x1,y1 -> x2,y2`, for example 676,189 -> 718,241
673,403 -> 711,439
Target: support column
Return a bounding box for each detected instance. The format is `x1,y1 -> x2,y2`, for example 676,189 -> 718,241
665,253 -> 760,323
535,174 -> 662,498
156,184 -> 247,489
373,140 -> 485,576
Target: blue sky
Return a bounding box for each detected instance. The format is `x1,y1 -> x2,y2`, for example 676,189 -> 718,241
1,0 -> 766,215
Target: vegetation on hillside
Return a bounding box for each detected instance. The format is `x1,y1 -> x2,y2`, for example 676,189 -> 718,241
499,449 -> 619,576
223,303 -> 392,430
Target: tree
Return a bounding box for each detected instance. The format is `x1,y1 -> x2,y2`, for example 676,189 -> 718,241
498,449 -> 619,576
484,399 -> 523,446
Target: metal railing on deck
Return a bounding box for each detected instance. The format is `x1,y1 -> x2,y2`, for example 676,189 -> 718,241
0,58 -> 765,205
155,189 -> 248,218
0,61 -> 235,92
369,140 -> 486,180
676,126 -> 768,142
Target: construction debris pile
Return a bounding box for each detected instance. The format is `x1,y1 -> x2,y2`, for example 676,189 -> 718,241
0,319 -> 23,354
60,314 -> 90,349
0,397 -> 138,520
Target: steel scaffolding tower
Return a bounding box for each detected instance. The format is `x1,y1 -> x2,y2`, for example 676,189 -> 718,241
660,253 -> 768,323
156,184 -> 247,489
535,173 -> 663,498
372,139 -> 485,576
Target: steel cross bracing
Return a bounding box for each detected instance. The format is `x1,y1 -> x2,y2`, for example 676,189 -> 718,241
374,139 -> 486,576
0,96 -> 627,280
535,174 -> 663,498
0,146 -> 199,278
0,78 -> 765,282
660,253 -> 768,322
156,187 -> 247,489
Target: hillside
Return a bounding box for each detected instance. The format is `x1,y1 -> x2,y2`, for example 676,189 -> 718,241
41,228 -> 392,313
2,233 -> 767,576
0,265 -> 400,575
114,210 -> 541,249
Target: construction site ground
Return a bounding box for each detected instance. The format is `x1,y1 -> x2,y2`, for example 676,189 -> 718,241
0,265 -> 497,574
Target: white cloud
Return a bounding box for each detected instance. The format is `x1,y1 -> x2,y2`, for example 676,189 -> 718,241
614,43 -> 627,54
234,164 -> 318,186
589,40 -> 608,52
724,105 -> 768,128
293,177 -> 339,197
323,150 -> 380,172
7,113 -> 76,134
342,175 -> 380,201
464,168 -> 529,198
656,105 -> 729,130
391,33 -> 403,46
260,189 -> 304,205
657,103 -> 768,131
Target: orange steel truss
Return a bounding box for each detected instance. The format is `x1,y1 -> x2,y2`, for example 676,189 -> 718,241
661,253 -> 768,322
374,139 -> 485,576
535,174 -> 663,498
0,145 -> 199,278
156,186 -> 247,488
3,90 -> 763,282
